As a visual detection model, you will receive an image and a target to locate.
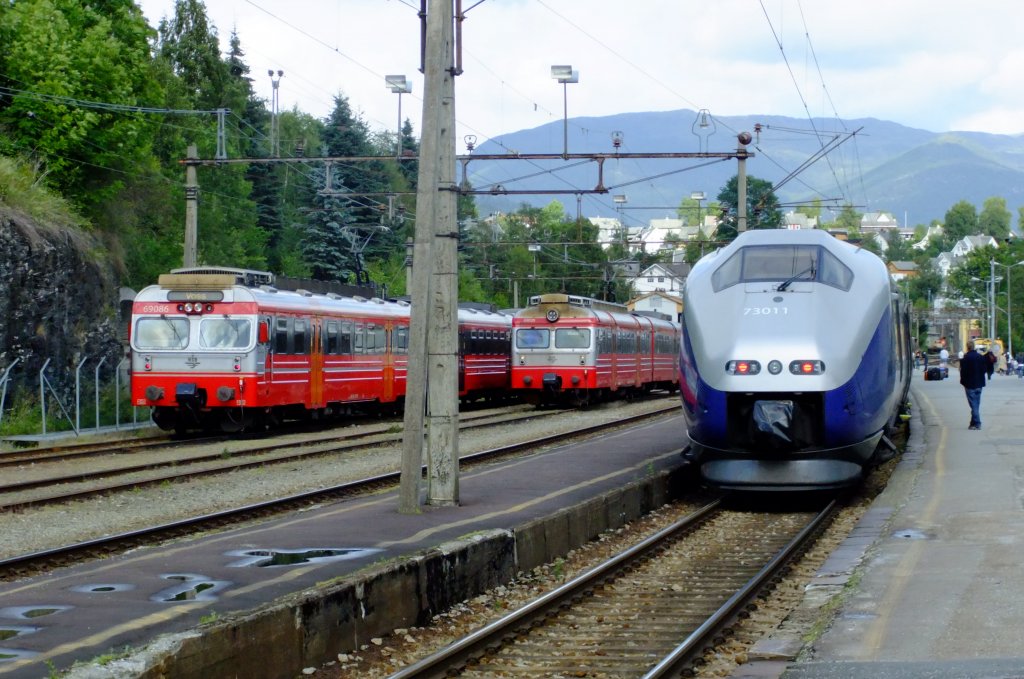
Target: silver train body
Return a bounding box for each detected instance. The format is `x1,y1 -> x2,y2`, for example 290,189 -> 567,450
680,229 -> 912,490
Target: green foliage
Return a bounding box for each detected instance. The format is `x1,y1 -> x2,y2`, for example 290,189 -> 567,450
714,174 -> 782,241
978,196 -> 1011,240
0,156 -> 86,232
943,200 -> 978,241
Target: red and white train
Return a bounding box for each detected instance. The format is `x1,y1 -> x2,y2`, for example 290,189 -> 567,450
130,268 -> 511,433
510,294 -> 680,405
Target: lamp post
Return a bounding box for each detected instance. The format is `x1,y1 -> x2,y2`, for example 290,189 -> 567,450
268,69 -> 283,157
613,194 -> 627,249
386,75 -> 412,159
690,191 -> 705,229
550,64 -> 578,158
993,260 -> 1024,358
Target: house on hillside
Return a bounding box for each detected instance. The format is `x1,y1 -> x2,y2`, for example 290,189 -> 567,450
629,290 -> 683,323
632,262 -> 690,295
951,234 -> 998,257
783,212 -> 817,230
588,216 -> 622,250
912,224 -> 944,250
887,260 -> 919,281
932,251 -> 958,279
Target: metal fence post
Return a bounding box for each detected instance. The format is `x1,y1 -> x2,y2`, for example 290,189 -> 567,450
94,356 -> 106,431
0,358 -> 21,428
115,357 -> 122,430
40,358 -> 51,435
75,356 -> 88,433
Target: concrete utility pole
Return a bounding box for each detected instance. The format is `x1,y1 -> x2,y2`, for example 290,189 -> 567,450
737,132 -> 751,233
399,0 -> 459,511
184,144 -> 199,267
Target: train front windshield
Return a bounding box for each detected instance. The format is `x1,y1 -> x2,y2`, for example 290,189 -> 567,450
711,244 -> 854,292
199,318 -> 252,349
134,317 -> 253,350
134,318 -> 189,349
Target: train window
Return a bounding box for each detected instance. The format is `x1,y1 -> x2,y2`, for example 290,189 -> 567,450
326,321 -> 339,354
367,325 -> 386,354
711,244 -> 854,292
275,318 -> 290,354
393,325 -> 409,353
294,319 -> 308,354
135,318 -> 189,349
354,323 -> 365,354
199,318 -> 252,349
340,321 -> 353,354
516,328 -> 549,349
555,328 -> 590,349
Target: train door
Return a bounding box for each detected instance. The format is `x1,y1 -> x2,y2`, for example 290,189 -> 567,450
458,326 -> 467,394
382,321 -> 395,402
310,317 -> 324,408
257,316 -> 271,394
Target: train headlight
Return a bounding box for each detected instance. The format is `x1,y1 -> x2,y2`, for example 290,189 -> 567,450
233,356 -> 242,372
790,360 -> 825,375
144,355 -> 152,371
726,360 -> 761,375
768,360 -> 783,375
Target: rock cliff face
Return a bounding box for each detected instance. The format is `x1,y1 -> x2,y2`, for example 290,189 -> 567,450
0,207 -> 123,400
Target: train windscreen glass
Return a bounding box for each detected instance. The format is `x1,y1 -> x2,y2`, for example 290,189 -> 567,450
134,318 -> 189,349
516,328 -> 550,349
555,328 -> 591,349
199,318 -> 253,349
711,244 -> 853,292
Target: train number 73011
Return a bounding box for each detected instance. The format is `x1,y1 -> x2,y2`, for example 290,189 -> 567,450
743,306 -> 788,315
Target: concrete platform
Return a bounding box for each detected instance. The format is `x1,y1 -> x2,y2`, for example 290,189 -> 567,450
739,368 -> 1024,679
0,412 -> 691,678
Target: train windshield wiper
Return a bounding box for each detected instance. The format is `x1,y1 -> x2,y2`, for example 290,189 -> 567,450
776,265 -> 816,292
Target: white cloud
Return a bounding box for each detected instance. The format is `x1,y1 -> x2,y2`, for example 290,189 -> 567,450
135,0 -> 1024,139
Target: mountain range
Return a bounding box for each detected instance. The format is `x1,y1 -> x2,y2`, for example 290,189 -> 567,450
464,110 -> 1024,230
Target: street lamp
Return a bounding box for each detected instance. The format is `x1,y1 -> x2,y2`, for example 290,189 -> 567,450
385,75 -> 412,159
613,194 -> 627,248
550,64 -> 579,158
993,259 -> 1024,358
690,191 -> 705,228
268,69 -> 284,157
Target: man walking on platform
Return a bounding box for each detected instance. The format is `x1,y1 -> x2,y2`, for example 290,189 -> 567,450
960,341 -> 991,430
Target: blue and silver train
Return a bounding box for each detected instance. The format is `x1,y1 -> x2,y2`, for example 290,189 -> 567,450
680,229 -> 912,490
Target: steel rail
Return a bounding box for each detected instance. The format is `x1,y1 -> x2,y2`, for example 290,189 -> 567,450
643,498 -> 838,678
0,406 -> 682,579
385,500 -> 722,679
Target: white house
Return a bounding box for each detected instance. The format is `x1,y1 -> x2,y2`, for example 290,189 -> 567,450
629,290 -> 683,323
951,234 -> 998,258
631,262 -> 690,295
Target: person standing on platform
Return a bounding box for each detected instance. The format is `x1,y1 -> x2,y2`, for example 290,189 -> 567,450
960,341 -> 990,430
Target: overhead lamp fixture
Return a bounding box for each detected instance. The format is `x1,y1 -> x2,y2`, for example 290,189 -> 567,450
385,74 -> 412,94
551,65 -> 579,157
386,75 -> 412,158
550,64 -> 578,83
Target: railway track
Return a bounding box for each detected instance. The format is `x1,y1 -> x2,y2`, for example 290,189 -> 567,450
0,403 -> 680,580
0,405 -> 570,510
385,499 -> 837,678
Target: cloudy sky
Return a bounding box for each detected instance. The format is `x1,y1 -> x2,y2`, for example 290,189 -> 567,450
137,0 -> 1024,148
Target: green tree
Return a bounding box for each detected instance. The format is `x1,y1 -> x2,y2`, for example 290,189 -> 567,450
0,0 -> 164,212
943,200 -> 978,241
978,196 -> 1011,240
714,175 -> 782,241
833,204 -> 862,231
